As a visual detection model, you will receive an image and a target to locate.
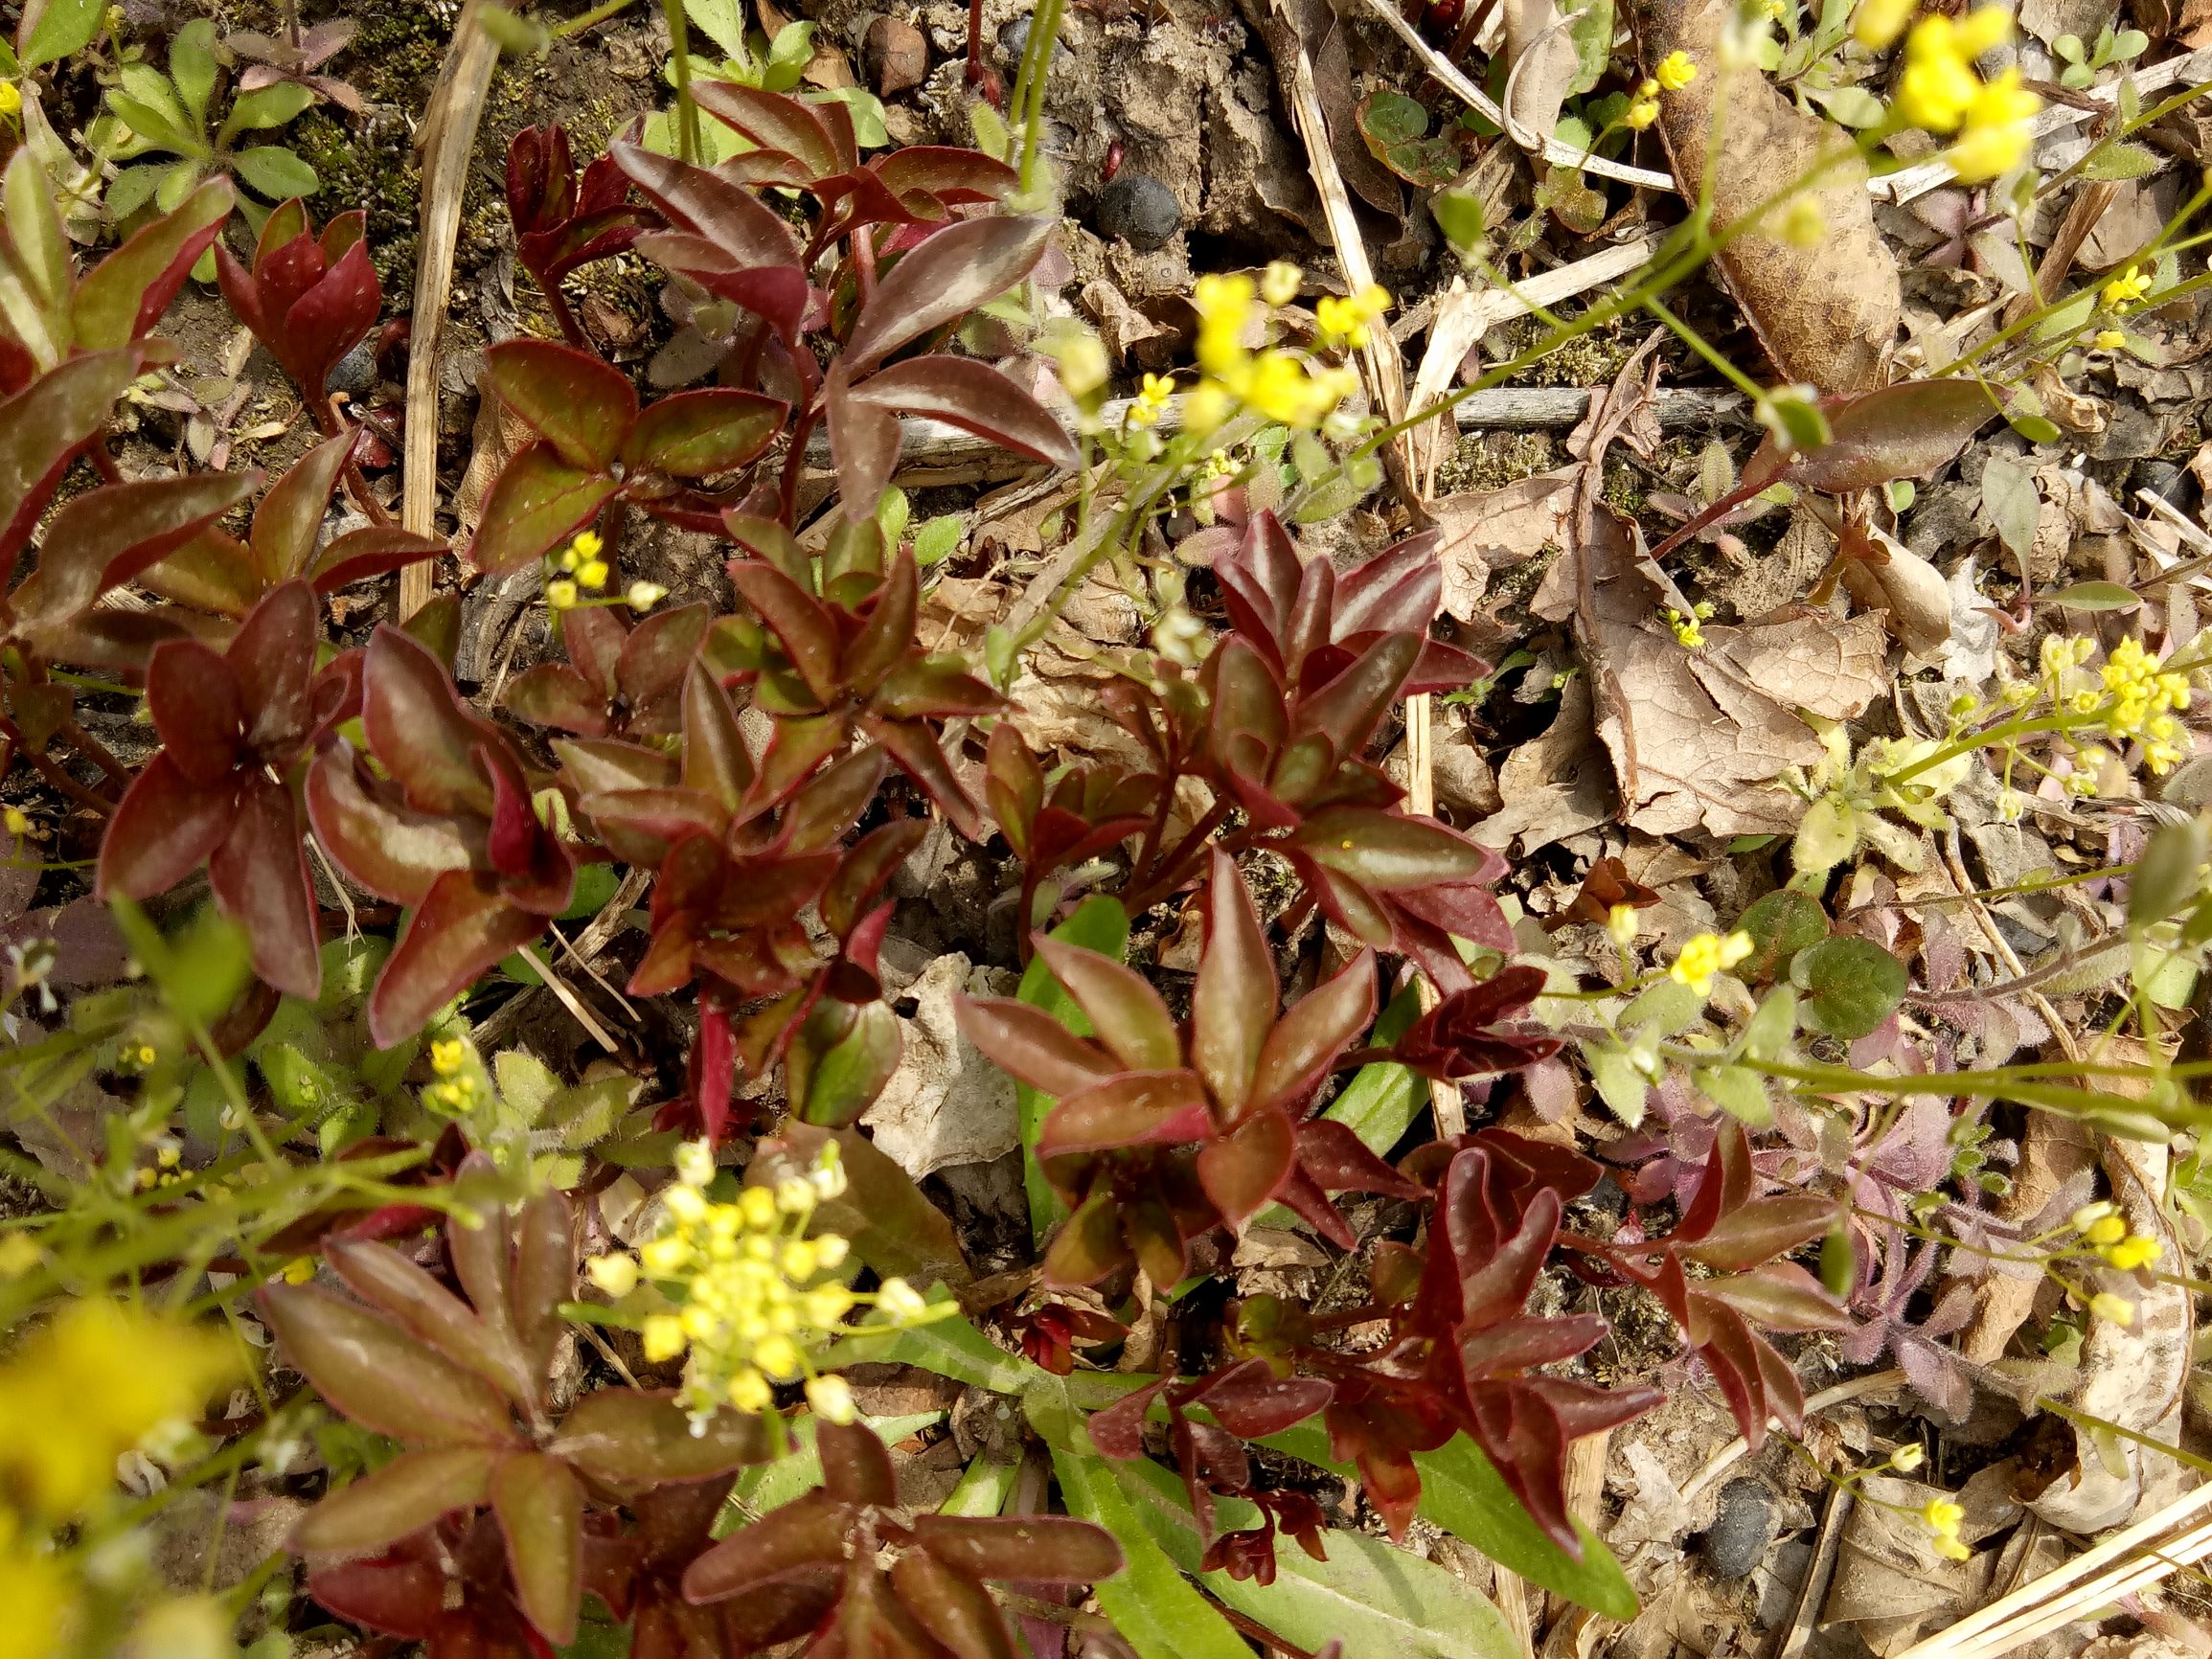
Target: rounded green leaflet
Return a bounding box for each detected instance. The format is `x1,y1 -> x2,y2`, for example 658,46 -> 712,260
1789,936 -> 1906,1039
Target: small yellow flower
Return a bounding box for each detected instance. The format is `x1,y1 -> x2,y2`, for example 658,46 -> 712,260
1933,1534 -> 1973,1560
1313,283 -> 1391,351
570,530 -> 604,561
805,1374 -> 856,1425
1891,1443 -> 1926,1472
0,1234 -> 40,1279
279,1258 -> 316,1284
1853,0 -> 1916,49
1053,330 -> 1111,399
2,807 -> 30,838
1607,903 -> 1639,950
430,1037 -> 467,1078
0,83 -> 23,120
546,580 -> 580,610
1944,67 -> 2041,182
1896,10 -> 2011,132
1261,261 -> 1303,307
642,1313 -> 686,1363
2089,1291 -> 2135,1327
577,558 -> 610,589
1670,931 -> 1754,996
2103,264 -> 2153,311
2094,329 -> 2127,351
727,1368 -> 772,1412
1663,606 -> 1706,649
2082,1214 -> 2127,1247
2100,1234 -> 2163,1272
585,1254 -> 641,1298
627,580 -> 667,612
1128,372 -> 1174,428
1654,51 -> 1698,91
1921,1496 -> 1965,1535
1623,96 -> 1660,129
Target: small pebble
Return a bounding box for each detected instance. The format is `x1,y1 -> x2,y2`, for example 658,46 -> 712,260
997,14 -> 1072,72
1094,172 -> 1180,252
325,340 -> 376,398
1702,1477 -> 1778,1580
863,15 -> 928,96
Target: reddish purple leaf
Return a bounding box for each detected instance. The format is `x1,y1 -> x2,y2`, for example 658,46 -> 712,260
624,388 -> 787,478
485,339 -> 640,471
210,773 -> 321,999
96,754 -> 233,900
1034,937 -> 1181,1072
491,1451 -> 584,1644
844,216 -> 1053,375
469,443 -> 619,577
257,1282 -> 520,1446
368,870 -> 546,1047
1038,1071 -> 1212,1159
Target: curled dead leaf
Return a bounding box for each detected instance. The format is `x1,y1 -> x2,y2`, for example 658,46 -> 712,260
1837,522 -> 1953,657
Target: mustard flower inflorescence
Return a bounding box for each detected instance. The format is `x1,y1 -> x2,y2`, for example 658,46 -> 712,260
591,1142 -> 947,1423
1891,8 -> 2041,182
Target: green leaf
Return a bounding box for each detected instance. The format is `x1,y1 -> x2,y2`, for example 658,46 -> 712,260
1113,1454 -> 1521,1659
1015,895 -> 1130,1244
2079,141 -> 2159,182
1790,936 -> 1906,1039
1979,455 -> 2040,561
230,146 -> 320,201
1562,0 -> 1613,95
1810,84 -> 1884,127
2046,580 -> 2141,612
825,1307 -> 1039,1396
1694,1063 -> 1772,1127
1585,1043 -> 1649,1127
1052,1447 -> 1254,1659
1735,889 -> 1829,981
1432,188 -> 1485,253
19,0 -> 103,69
222,81 -> 316,138
1258,1425 -> 1638,1622
2130,818 -> 2208,930
170,19 -> 218,128
913,513 -> 964,566
728,1410 -> 944,1518
2009,413 -> 2063,445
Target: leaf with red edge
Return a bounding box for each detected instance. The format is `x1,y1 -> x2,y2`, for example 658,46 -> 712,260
629,231 -> 811,340
96,755 -> 234,899
624,388 -> 787,478
251,430 -> 354,585
310,526 -> 447,591
871,147 -> 1020,207
231,580 -> 320,751
845,216 -> 1053,375
291,1445 -> 498,1556
1034,937 -> 1181,1072
485,339 -> 639,471
549,1388 -> 775,1489
1248,949 -> 1374,1118
305,1551 -> 445,1641
847,356 -> 1078,474
74,175 -> 233,349
0,350 -> 148,580
838,550 -> 918,697
1334,532 -> 1444,641
279,238 -> 382,396
1295,1118 -> 1423,1196
304,746 -> 479,905
1742,377 -> 1994,497
954,995 -> 1117,1097
862,715 -> 985,839
511,1189 -> 575,1371
889,1549 -> 1019,1659
1038,1071 -> 1211,1158
506,665 -> 608,736
1288,808 -> 1494,890
1682,1194 -> 1836,1273
12,470 -> 256,628
368,870 -> 546,1047
909,1513 -> 1127,1583
362,625 -> 499,816
681,1492 -> 852,1602
326,1237 -> 536,1407
1197,1107 -> 1294,1227
610,143 -> 801,270
823,367 -> 904,525
865,653 -> 1002,719
491,1451 -> 584,1645
1190,851 -> 1275,1119
693,81 -> 842,180
727,559 -> 842,704
1702,1262 -> 1849,1332
1191,1357 -> 1334,1439
1292,632 -> 1420,759
256,1282 -> 519,1445
210,774 -> 321,998
468,443 -> 618,577
144,638 -> 243,784
615,601 -> 711,712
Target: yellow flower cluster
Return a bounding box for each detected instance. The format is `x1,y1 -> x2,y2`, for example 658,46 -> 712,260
1670,930 -> 1753,997
423,1035 -> 483,1116
2089,1289 -> 2135,1327
1314,283 -> 1391,352
1188,273 -> 1361,433
1663,602 -> 1715,649
0,1301 -> 237,1520
2098,636 -> 2193,774
547,529 -> 612,612
603,1143 -> 945,1422
1921,1496 -> 1969,1561
2071,1201 -> 2165,1272
1893,9 -> 2041,182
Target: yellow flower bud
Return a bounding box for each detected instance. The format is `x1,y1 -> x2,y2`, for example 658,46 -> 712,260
642,1313 -> 686,1362
545,580 -> 580,610
2089,1291 -> 2135,1327
805,1374 -> 856,1425
585,1254 -> 640,1298
728,1368 -> 773,1412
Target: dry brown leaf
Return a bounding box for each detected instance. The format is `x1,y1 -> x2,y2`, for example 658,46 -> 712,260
1471,672 -> 1614,855
1634,0 -> 1899,393
1430,469 -> 1577,621
1838,523 -> 1954,657
1585,507 -> 1888,835
1504,0 -> 1582,150
862,954 -> 1020,1179
1822,1473 -> 1997,1653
